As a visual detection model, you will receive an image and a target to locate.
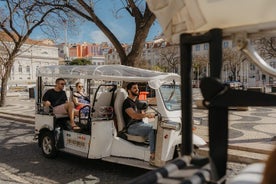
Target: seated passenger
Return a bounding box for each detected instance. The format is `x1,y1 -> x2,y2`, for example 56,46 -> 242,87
42,78 -> 80,131
73,82 -> 90,116
122,82 -> 156,164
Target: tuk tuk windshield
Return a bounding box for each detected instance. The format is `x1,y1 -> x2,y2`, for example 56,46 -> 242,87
159,84 -> 181,111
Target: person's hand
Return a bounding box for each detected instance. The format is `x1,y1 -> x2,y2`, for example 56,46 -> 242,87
44,101 -> 51,107
146,113 -> 155,119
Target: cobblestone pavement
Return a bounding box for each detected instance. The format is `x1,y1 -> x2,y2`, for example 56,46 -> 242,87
192,88 -> 276,148
0,91 -> 274,183
3,94 -> 35,117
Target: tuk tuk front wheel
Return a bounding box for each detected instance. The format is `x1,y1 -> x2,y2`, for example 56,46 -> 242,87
40,131 -> 57,158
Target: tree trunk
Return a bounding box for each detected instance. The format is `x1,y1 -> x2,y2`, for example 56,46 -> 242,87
127,24 -> 154,66
0,63 -> 12,107
0,74 -> 9,107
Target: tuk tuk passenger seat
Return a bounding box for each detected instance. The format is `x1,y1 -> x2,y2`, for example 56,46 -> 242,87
114,88 -> 146,143
92,91 -> 113,119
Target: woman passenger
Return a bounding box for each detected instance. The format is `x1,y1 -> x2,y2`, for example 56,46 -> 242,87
73,82 -> 90,116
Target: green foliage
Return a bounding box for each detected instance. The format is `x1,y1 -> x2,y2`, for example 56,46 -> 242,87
69,58 -> 91,65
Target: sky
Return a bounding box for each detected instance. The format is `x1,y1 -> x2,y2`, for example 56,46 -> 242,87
30,0 -> 163,45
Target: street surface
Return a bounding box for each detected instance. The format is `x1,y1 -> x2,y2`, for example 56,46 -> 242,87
0,114 -> 248,184
0,90 -> 275,183
0,118 -> 147,184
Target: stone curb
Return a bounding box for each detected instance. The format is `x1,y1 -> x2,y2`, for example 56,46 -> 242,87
0,113 -> 34,124
197,147 -> 269,164
0,111 -> 34,119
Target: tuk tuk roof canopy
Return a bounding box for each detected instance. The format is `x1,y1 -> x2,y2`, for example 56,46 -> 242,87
37,65 -> 180,88
146,0 -> 276,43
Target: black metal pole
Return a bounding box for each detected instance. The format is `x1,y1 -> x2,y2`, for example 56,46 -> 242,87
180,34 -> 193,156
180,30 -> 216,156
180,29 -> 227,182
207,29 -> 228,181
209,29 -> 223,77
37,76 -> 42,112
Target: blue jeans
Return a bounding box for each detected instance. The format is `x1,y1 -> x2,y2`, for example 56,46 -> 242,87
128,122 -> 156,153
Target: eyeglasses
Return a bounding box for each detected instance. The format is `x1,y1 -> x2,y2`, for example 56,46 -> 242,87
78,86 -> 83,88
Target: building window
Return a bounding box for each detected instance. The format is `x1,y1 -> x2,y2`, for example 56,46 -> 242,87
250,63 -> 255,70
204,43 -> 209,50
195,45 -> 200,51
223,41 -> 229,48
26,66 -> 30,73
270,61 -> 276,68
19,65 -> 22,73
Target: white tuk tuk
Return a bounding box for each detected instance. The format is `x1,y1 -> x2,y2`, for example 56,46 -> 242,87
34,65 -> 206,169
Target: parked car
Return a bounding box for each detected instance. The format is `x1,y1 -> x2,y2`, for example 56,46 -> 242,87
225,81 -> 244,89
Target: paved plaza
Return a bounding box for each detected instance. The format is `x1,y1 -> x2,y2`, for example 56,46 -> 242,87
192,88 -> 275,161
0,90 -> 275,163
1,93 -> 35,120
192,88 -> 276,143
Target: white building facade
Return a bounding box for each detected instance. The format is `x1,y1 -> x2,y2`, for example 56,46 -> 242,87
9,43 -> 59,86
192,38 -> 276,87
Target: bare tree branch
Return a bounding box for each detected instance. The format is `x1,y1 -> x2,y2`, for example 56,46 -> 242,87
254,37 -> 276,60
0,0 -> 67,106
159,44 -> 180,73
223,48 -> 247,81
